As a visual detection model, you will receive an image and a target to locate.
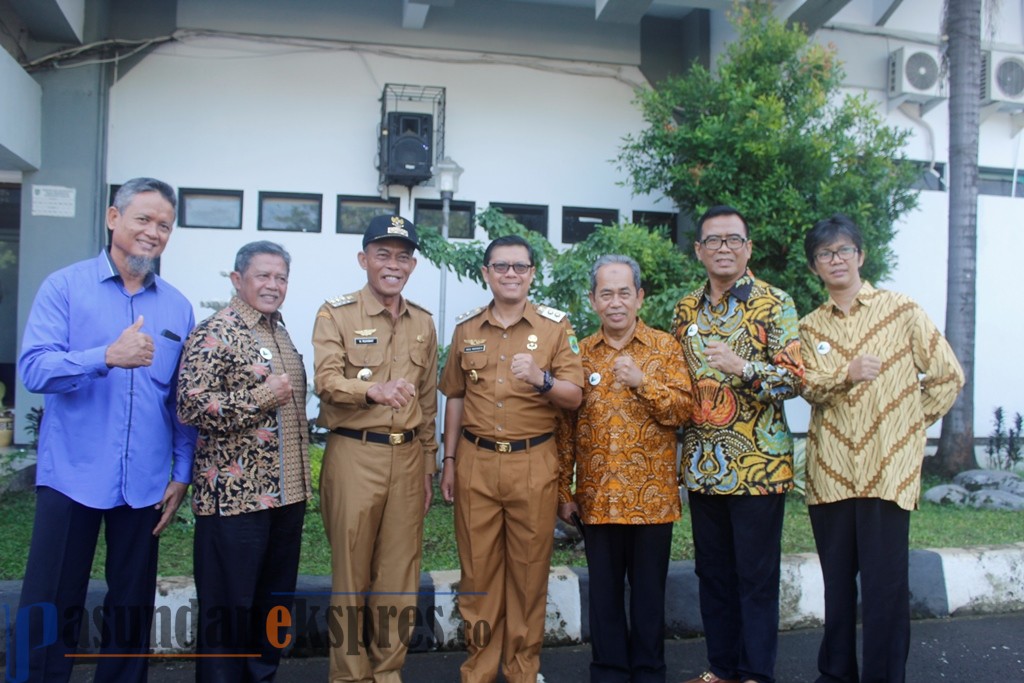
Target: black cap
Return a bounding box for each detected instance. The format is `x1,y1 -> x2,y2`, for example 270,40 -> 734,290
362,215 -> 419,250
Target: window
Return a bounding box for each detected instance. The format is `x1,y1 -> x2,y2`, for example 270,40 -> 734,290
562,206 -> 618,244
337,196 -> 400,234
632,210 -> 679,243
978,167 -> 1024,197
414,199 -> 476,239
178,188 -> 243,229
489,203 -> 548,237
257,192 -> 322,232
907,162 -> 946,191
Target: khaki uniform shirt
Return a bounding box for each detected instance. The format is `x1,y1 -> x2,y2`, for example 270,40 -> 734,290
799,283 -> 964,511
439,301 -> 584,440
312,284 -> 438,473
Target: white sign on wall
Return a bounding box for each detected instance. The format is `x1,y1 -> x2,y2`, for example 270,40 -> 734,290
31,185 -> 76,218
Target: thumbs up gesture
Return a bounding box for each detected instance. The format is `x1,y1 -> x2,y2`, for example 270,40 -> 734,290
105,315 -> 155,368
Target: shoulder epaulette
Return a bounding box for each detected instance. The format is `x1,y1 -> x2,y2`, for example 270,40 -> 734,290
536,304 -> 567,323
406,299 -> 433,315
455,306 -> 487,323
325,294 -> 356,308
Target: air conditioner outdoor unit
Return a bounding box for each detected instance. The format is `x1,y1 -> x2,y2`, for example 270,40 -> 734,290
888,47 -> 944,102
982,51 -> 1024,108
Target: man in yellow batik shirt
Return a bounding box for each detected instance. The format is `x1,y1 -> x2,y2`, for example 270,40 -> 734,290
557,255 -> 693,683
799,214 -> 963,683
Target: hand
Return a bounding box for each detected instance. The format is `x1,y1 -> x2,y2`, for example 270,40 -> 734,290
366,378 -> 416,409
152,481 -> 188,535
440,458 -> 456,503
612,354 -> 644,388
423,474 -> 433,515
847,354 -> 882,383
511,353 -> 543,388
704,340 -> 745,376
266,372 -> 293,407
558,501 -> 579,525
106,315 -> 154,369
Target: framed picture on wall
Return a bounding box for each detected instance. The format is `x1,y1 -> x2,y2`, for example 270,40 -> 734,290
258,192 -> 322,233
337,195 -> 399,234
178,188 -> 243,229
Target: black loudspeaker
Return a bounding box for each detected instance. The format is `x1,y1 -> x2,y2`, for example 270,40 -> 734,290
383,112 -> 433,185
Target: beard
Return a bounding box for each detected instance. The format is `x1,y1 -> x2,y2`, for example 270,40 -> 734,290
125,255 -> 156,277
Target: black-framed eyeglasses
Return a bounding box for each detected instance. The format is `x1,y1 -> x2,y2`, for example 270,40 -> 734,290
699,234 -> 748,251
487,261 -> 533,274
814,245 -> 859,263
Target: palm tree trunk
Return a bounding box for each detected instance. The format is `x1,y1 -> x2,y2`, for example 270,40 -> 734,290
930,0 -> 981,477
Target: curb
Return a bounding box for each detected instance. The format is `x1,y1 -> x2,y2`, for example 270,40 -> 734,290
2,544 -> 1022,656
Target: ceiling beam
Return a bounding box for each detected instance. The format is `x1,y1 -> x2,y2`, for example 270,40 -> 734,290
402,0 -> 431,30
595,0 -> 654,24
785,0 -> 853,34
873,0 -> 905,27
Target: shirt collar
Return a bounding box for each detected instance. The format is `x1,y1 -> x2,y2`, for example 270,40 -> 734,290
826,281 -> 876,314
360,283 -> 408,318
98,249 -> 157,289
595,317 -> 652,349
230,295 -> 283,330
701,270 -> 755,304
483,300 -> 540,329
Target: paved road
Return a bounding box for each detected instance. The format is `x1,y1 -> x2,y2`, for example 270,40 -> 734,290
66,612 -> 1024,682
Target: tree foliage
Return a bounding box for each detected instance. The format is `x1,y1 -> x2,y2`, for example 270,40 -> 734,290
617,0 -> 920,315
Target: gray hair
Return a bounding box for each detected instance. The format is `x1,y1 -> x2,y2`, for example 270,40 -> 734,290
234,241 -> 291,275
112,177 -> 176,214
590,254 -> 642,293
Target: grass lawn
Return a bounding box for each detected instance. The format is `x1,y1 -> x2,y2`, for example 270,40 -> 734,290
0,476 -> 1021,580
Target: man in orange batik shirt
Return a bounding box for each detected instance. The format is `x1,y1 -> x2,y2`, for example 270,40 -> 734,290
557,254 -> 694,683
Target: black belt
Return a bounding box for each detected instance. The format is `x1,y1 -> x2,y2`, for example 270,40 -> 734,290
332,427 -> 415,446
462,429 -> 553,453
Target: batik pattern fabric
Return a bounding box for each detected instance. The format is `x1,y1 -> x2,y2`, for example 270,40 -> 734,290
179,296 -> 311,516
557,320 -> 693,524
672,272 -> 804,495
799,283 -> 964,511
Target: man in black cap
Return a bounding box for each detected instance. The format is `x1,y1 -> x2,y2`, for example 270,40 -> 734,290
313,215 -> 439,682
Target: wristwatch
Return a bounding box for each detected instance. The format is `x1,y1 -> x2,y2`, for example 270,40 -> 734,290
741,361 -> 756,382
535,370 -> 555,394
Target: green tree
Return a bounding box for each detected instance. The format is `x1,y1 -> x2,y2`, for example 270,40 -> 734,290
616,0 -> 920,315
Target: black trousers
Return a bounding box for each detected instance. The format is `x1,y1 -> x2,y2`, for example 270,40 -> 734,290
584,523 -> 673,683
688,492 -> 786,683
808,498 -> 911,683
15,486 -> 161,683
193,501 -> 306,683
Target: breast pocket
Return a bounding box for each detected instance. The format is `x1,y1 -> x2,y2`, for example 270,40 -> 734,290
150,335 -> 182,386
460,352 -> 490,387
348,347 -> 385,378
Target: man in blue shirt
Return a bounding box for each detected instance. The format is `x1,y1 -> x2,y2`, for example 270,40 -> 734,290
15,177 -> 196,682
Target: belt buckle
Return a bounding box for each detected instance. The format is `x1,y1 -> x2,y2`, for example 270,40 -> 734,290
389,432 -> 406,446
495,440 -> 512,453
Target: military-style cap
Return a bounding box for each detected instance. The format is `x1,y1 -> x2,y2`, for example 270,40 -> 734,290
363,215 -> 419,250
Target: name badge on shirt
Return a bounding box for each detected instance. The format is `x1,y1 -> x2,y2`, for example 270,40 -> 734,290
464,344 -> 486,353
355,337 -> 378,345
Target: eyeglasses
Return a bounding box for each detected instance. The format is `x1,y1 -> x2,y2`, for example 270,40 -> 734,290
487,262 -> 533,274
699,234 -> 748,251
814,245 -> 859,263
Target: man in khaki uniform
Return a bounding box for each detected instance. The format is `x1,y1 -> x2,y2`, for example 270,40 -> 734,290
439,235 -> 584,683
313,215 -> 438,683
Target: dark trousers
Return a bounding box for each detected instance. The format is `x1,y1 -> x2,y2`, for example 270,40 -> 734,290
808,498 -> 911,683
585,522 -> 673,683
193,500 -> 306,683
15,486 -> 161,683
688,492 -> 785,683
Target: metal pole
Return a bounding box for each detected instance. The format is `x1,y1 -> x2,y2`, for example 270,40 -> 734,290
436,190 -> 452,466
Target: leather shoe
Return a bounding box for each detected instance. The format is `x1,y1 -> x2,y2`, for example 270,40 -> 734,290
681,673 -> 740,683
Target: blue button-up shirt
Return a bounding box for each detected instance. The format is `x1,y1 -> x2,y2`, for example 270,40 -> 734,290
19,251 -> 197,509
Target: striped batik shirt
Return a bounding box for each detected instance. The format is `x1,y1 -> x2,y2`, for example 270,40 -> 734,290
799,283 -> 964,511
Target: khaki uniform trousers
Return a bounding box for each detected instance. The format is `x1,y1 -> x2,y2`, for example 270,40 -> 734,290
320,433 -> 426,683
454,435 -> 559,683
